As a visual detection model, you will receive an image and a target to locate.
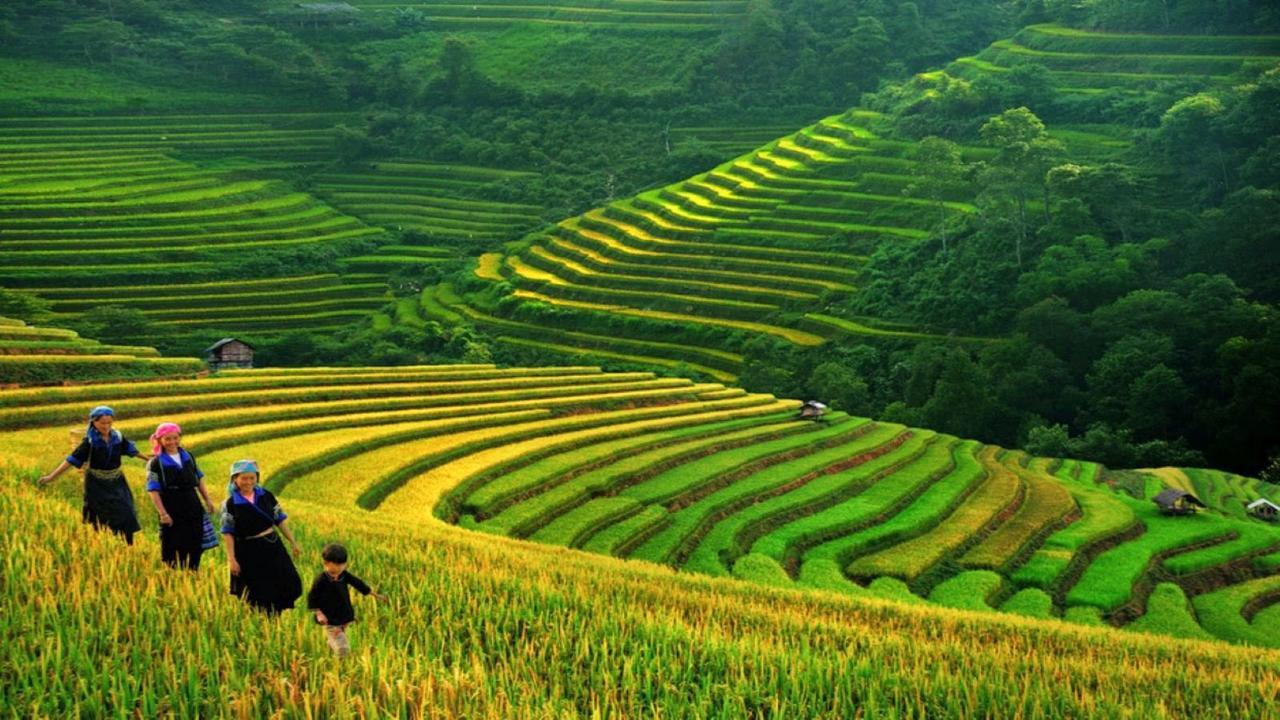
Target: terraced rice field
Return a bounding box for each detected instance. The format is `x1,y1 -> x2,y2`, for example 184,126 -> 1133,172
0,113 -> 410,334
452,109 -> 988,369
0,113 -> 352,163
6,364 -> 1277,650
15,274 -> 391,337
436,24 -> 1280,375
669,124 -> 807,156
345,0 -> 745,32
0,316 -> 203,384
948,23 -> 1280,97
311,160 -> 545,243
7,449 -> 1278,718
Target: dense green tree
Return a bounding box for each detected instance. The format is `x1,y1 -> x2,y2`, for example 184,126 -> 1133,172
714,0 -> 785,93
1125,363 -> 1191,438
1015,297 -> 1096,374
918,350 -> 1009,441
978,107 -> 1064,267
1047,163 -> 1149,243
62,18 -> 136,65
69,306 -> 166,347
829,16 -> 891,95
1158,93 -> 1233,201
906,137 -> 967,254
806,361 -> 871,415
0,289 -> 51,323
978,336 -> 1073,426
1015,234 -> 1162,310
1084,332 -> 1175,427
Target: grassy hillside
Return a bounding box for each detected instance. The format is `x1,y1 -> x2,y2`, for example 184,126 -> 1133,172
3,364 -> 1278,715
4,366 -> 1277,650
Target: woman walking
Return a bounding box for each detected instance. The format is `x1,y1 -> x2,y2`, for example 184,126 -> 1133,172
39,406 -> 148,545
146,423 -> 216,570
221,459 -> 302,614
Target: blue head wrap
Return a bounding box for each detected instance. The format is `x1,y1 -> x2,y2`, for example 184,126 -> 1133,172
85,405 -> 120,447
228,459 -> 260,495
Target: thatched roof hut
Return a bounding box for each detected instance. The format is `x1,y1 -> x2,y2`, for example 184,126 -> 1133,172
1153,488 -> 1206,515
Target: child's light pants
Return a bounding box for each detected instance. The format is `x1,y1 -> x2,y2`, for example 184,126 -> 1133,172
325,625 -> 351,657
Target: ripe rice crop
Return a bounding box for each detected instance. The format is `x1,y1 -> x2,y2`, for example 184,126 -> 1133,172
5,364 -> 1280,714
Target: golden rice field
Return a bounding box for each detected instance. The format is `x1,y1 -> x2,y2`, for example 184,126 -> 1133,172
3,365 -> 1280,718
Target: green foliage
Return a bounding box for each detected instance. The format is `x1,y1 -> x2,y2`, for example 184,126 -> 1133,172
805,361 -> 870,416
929,570 -> 1002,611
0,289 -> 50,323
1126,583 -> 1216,641
1262,456 -> 1280,485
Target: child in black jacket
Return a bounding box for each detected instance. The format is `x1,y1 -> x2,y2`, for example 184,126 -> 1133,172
307,543 -> 386,657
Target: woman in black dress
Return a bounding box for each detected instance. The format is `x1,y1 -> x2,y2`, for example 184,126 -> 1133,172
145,422 -> 216,570
39,405 -> 148,545
220,459 -> 302,614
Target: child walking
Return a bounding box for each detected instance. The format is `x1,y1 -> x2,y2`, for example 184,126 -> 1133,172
306,543 -> 386,657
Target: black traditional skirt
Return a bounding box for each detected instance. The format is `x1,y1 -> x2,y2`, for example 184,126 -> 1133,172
83,468 -> 141,535
230,533 -> 302,614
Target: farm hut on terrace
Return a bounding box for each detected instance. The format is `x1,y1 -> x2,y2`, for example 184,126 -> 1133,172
204,338 -> 255,372
1247,498 -> 1279,522
798,400 -> 828,421
1152,488 -> 1206,516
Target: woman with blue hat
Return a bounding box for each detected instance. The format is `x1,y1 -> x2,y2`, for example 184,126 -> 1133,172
220,459 -> 302,614
39,405 -> 149,545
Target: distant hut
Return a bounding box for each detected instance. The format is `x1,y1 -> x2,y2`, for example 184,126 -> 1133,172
204,338 -> 255,372
1152,488 -> 1206,516
798,400 -> 828,421
1247,498 -> 1280,522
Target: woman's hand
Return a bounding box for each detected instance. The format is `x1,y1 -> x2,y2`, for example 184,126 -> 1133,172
159,512 -> 173,526
205,503 -> 216,515
37,474 -> 54,486
290,542 -> 301,558
374,593 -> 388,602
229,559 -> 241,576
315,611 -> 328,625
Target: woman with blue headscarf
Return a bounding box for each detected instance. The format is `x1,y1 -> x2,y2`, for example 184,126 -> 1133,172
220,459 -> 302,614
39,405 -> 150,545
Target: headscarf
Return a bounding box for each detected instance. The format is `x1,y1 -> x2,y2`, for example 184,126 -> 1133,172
150,422 -> 182,458
228,459 -> 260,496
85,405 -> 120,448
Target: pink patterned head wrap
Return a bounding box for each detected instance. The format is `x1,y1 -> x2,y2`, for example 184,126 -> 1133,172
150,422 -> 182,457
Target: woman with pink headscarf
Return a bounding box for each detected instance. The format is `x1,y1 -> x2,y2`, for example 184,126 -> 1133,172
145,423 -> 215,570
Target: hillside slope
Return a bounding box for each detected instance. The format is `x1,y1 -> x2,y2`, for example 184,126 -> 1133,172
4,364 -> 1280,716
5,365 -> 1277,650
431,23 -> 1280,381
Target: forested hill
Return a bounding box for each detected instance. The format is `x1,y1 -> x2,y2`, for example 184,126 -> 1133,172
438,15 -> 1280,478
2,0 -> 1279,480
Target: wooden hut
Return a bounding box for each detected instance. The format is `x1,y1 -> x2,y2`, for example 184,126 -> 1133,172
798,400 -> 828,421
204,338 -> 255,372
1152,488 -> 1206,516
1247,498 -> 1279,522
